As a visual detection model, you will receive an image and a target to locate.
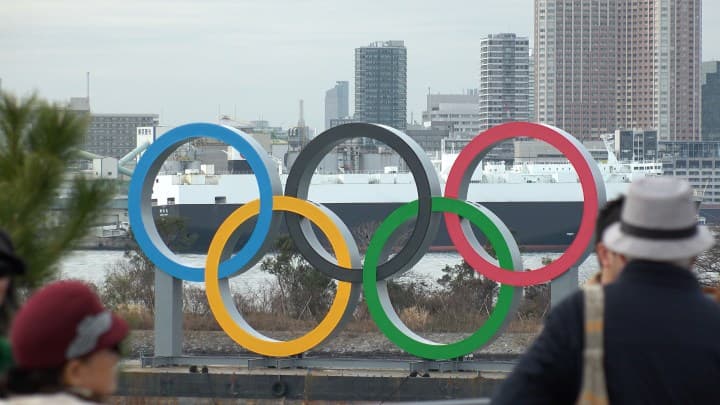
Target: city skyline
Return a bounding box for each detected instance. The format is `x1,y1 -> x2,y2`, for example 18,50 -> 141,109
2,0 -> 720,133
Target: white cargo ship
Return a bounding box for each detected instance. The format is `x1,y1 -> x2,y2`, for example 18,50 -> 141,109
150,146 -> 664,252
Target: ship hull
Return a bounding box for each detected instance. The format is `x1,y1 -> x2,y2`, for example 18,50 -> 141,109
152,201 -> 587,253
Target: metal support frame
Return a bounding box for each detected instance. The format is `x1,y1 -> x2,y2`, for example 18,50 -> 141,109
550,265 -> 579,308
139,354 -> 518,374
154,270 -> 183,357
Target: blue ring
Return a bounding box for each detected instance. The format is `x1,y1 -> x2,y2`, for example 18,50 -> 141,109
128,123 -> 279,281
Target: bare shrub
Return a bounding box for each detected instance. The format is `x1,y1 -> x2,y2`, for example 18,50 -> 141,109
400,306 -> 429,330
260,236 -> 336,321
183,285 -> 211,316
114,304 -> 153,330
517,283 -> 550,320
101,258 -> 154,312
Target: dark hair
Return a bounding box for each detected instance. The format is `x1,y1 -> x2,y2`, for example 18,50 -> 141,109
4,367 -> 64,395
595,196 -> 625,244
2,351 -> 114,402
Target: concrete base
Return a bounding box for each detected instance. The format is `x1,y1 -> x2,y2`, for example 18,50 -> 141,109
117,370 -> 499,402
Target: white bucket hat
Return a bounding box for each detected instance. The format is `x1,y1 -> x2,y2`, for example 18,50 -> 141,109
603,176 -> 715,261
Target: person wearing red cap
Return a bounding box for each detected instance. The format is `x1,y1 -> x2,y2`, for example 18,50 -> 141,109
3,281 -> 128,404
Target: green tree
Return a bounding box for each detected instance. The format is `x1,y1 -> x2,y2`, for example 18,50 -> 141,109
437,260 -> 499,316
0,93 -> 115,288
260,235 -> 336,320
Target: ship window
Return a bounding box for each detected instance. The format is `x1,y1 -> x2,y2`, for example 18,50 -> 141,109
151,198 -> 158,206
215,196 -> 227,204
167,198 -> 175,205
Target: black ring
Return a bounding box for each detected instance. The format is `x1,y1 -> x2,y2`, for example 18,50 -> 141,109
284,123 -> 442,282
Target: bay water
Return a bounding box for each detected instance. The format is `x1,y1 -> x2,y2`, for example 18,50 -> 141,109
58,250 -> 601,294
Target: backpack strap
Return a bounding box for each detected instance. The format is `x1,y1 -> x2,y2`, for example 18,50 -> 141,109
577,284 -> 609,405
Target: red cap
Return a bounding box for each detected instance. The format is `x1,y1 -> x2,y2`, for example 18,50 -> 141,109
10,281 -> 128,369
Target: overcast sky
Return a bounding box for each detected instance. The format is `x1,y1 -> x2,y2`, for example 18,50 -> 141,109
2,0 -> 719,132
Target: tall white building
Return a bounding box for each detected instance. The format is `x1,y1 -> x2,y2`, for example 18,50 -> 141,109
478,33 -> 530,131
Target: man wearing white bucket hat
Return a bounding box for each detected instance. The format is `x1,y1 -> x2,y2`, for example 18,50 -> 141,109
493,177 -> 720,404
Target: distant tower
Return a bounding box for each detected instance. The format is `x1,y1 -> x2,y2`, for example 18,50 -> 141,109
324,81 -> 349,130
288,99 -> 310,151
298,99 -> 305,127
354,41 -> 407,130
478,33 -> 530,131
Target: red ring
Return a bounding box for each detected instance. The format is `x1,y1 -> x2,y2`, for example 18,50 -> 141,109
444,122 -> 601,286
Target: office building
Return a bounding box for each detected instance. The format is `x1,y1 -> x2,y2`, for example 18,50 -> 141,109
86,114 -> 159,159
422,91 -> 481,138
479,33 -> 530,130
659,140 -> 720,204
405,128 -> 451,154
614,129 -> 658,162
325,81 -> 349,130
354,40 -> 407,130
68,97 -> 159,159
534,0 -> 702,141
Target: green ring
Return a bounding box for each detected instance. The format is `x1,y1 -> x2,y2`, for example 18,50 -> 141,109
362,197 -> 518,360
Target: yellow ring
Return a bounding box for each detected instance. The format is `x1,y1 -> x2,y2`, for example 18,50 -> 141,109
205,195 -> 355,357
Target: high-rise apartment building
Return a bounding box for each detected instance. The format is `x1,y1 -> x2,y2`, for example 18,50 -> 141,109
535,0 -> 702,142
324,81 -> 349,130
702,61 -> 720,141
535,0 -> 618,141
354,41 -> 407,130
479,33 -> 530,131
528,51 -> 536,122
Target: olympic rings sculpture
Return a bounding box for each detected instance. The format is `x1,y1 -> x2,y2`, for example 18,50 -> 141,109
128,121 -> 606,360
